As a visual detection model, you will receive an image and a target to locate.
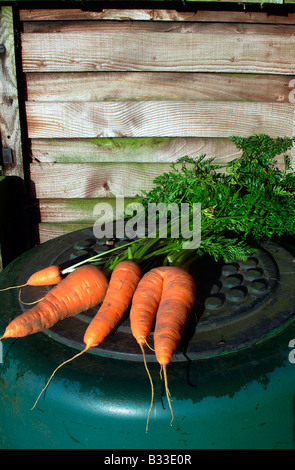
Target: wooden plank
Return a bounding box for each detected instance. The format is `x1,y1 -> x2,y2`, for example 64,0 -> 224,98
22,19 -> 295,34
29,162 -> 171,199
31,136 -> 289,166
19,8 -> 295,24
39,220 -> 148,244
28,146 -> 293,201
26,72 -> 293,103
34,142 -> 294,242
30,137 -> 242,163
20,9 -> 158,22
38,197 -> 135,222
25,101 -> 294,139
17,8 -> 295,23
0,7 -> 24,178
38,222 -> 92,244
21,23 -> 295,74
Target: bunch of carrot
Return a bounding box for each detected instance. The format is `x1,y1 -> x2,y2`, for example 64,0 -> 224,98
0,260 -> 196,430
130,265 -> 196,430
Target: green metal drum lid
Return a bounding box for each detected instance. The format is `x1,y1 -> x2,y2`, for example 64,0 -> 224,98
15,226 -> 295,363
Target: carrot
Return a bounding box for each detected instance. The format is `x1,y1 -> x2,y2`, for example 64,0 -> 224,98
0,264 -> 108,340
31,260 -> 141,410
129,268 -> 163,431
130,269 -> 163,346
130,266 -> 196,428
83,260 -> 141,349
0,265 -> 63,292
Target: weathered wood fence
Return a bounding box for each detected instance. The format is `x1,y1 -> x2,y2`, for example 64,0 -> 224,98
1,5 -> 295,246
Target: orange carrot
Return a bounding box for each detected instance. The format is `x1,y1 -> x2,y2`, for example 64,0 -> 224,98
154,267 -> 196,425
83,260 -> 141,349
25,265 -> 63,286
130,266 -> 196,427
31,260 -> 141,409
0,265 -> 63,292
0,264 -> 108,340
129,268 -> 163,431
130,268 -> 163,346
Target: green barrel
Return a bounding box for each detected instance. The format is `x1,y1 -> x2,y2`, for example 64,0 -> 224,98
0,231 -> 295,449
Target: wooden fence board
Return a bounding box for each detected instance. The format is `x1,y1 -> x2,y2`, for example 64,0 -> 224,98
19,8 -> 295,23
38,222 -> 92,243
18,8 -> 295,244
22,20 -> 295,35
38,197 -> 135,222
29,162 -> 171,199
21,23 -> 295,74
26,72 -> 293,103
29,137 -> 242,163
25,101 -> 294,139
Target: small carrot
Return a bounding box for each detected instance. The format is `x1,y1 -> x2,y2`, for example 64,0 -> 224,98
0,265 -> 63,292
0,264 -> 108,340
31,260 -> 142,409
130,266 -> 196,428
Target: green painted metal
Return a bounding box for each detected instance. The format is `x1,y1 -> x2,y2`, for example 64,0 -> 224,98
0,176 -> 7,270
0,236 -> 294,449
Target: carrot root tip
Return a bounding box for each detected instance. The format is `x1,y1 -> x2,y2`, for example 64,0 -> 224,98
20,297 -> 45,306
0,283 -> 28,292
18,287 -> 45,306
162,364 -> 174,427
144,339 -> 155,352
138,342 -> 154,433
31,345 -> 90,411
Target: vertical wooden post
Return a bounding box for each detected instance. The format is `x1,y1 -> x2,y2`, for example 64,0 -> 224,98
0,6 -> 28,267
292,98 -> 295,169
0,5 -> 23,179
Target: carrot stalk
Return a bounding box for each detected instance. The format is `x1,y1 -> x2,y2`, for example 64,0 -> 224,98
0,264 -> 108,341
62,240 -> 136,275
31,260 -> 142,409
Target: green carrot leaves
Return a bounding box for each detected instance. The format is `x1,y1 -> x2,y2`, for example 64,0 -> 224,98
128,134 -> 295,265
